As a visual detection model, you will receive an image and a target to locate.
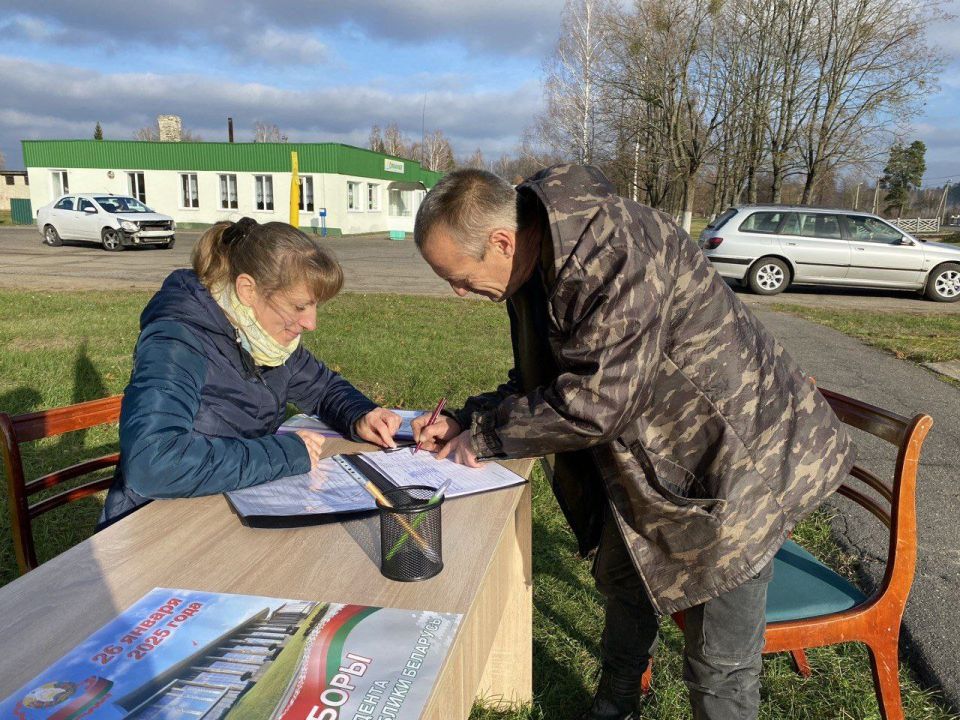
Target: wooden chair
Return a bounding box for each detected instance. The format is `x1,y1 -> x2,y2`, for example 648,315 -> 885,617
650,387 -> 933,720
0,395 -> 122,574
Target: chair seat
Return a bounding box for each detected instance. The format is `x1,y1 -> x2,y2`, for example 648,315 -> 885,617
767,539 -> 867,623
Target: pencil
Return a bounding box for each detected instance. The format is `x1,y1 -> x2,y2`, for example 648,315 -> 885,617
349,476 -> 439,562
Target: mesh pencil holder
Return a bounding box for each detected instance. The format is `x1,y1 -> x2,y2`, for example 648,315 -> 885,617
377,485 -> 443,582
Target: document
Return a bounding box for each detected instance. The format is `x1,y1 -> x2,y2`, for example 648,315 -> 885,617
278,408 -> 425,440
226,448 -> 526,519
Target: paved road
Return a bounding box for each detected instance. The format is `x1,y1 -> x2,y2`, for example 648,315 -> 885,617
0,227 -> 451,295
756,309 -> 960,712
2,226 -> 959,313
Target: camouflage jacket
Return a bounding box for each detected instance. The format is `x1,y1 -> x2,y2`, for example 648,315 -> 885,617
454,164 -> 856,615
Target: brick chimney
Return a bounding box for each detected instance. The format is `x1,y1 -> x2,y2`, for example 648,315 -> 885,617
157,115 -> 182,142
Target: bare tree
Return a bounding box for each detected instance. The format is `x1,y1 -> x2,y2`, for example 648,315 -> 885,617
419,129 -> 456,172
538,0 -> 612,164
795,0 -> 943,203
368,125 -> 385,153
460,148 -> 487,170
134,127 -> 160,141
253,121 -> 288,143
382,123 -> 410,158
133,126 -> 202,141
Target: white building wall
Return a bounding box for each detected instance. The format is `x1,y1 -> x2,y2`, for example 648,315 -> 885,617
26,166 -> 425,235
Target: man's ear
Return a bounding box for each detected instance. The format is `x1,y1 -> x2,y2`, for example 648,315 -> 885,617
488,228 -> 517,259
235,273 -> 258,306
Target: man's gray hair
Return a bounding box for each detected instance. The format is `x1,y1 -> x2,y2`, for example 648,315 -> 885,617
414,169 -> 519,259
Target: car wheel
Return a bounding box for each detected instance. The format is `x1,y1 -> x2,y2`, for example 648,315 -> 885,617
748,257 -> 790,295
162,237 -> 176,250
43,225 -> 63,247
101,227 -> 123,252
924,263 -> 960,303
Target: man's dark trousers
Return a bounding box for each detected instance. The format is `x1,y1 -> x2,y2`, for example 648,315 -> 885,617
593,517 -> 774,719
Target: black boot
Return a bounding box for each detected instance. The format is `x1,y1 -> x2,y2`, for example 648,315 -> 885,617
577,666 -> 642,720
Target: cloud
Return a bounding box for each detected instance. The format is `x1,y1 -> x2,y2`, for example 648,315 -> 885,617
0,1 -> 565,61
0,55 -> 543,167
225,27 -> 329,66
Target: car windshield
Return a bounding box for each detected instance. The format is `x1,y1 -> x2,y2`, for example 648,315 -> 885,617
94,196 -> 153,213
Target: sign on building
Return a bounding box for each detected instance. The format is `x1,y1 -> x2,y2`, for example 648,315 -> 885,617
384,158 -> 405,174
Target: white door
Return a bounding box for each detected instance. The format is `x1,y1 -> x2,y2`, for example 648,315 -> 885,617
778,212 -> 850,281
75,198 -> 100,240
842,215 -> 925,287
49,196 -> 78,238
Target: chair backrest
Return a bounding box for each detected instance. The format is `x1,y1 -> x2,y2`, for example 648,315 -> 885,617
0,395 -> 122,574
820,388 -> 933,610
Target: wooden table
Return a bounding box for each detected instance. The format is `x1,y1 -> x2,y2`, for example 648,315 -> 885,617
0,442 -> 536,719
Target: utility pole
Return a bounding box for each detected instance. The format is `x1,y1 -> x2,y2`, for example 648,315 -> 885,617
853,182 -> 862,210
872,176 -> 882,215
420,95 -> 426,165
935,181 -> 951,225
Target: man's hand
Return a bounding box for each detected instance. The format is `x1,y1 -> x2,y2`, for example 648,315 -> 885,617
436,429 -> 483,468
293,429 -> 326,469
355,408 -> 402,448
412,414 -> 461,452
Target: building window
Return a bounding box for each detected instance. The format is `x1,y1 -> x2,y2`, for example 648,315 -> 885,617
347,181 -> 361,211
298,176 -> 314,212
128,172 -> 146,203
367,183 -> 380,211
51,170 -> 69,197
180,173 -> 199,208
4,176 -> 13,186
219,174 -> 238,209
254,175 -> 274,211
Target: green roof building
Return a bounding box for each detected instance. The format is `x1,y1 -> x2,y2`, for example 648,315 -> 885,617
22,139 -> 443,236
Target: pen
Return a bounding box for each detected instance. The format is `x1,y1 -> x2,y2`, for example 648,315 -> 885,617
385,479 -> 452,561
413,397 -> 447,454
351,476 -> 440,563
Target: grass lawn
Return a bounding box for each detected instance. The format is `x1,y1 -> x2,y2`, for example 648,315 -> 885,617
771,304 -> 960,364
0,289 -> 956,719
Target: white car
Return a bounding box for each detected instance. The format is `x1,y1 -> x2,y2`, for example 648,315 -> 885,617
37,194 -> 176,251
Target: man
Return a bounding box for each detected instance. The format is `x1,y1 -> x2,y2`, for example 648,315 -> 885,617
411,165 -> 855,720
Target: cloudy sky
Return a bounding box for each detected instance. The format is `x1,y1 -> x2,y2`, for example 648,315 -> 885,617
1,0 -> 959,184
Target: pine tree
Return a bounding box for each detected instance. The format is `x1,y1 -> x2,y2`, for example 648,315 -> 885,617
881,140 -> 926,216
94,122 -> 103,140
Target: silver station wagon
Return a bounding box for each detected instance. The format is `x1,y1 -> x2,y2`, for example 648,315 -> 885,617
698,205 -> 960,302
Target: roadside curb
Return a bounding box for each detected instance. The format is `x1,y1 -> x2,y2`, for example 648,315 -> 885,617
923,360 -> 960,382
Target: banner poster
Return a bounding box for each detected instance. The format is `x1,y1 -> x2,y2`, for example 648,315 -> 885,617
0,588 -> 461,720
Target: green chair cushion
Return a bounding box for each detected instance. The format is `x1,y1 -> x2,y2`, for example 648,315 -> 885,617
766,539 -> 867,623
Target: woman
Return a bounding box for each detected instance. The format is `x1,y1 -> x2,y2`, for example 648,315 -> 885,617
99,217 -> 399,527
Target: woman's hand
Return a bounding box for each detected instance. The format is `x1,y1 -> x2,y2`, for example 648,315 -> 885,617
411,414 -> 461,452
354,408 -> 402,447
293,430 -> 326,469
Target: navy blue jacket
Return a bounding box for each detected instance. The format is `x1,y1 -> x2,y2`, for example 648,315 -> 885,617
99,269 -> 377,526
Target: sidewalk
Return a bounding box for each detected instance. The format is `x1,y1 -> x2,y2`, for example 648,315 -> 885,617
755,309 -> 960,712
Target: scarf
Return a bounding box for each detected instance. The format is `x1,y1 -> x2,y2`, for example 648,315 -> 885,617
211,282 -> 300,367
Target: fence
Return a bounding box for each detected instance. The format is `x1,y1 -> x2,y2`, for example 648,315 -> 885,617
891,217 -> 941,234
